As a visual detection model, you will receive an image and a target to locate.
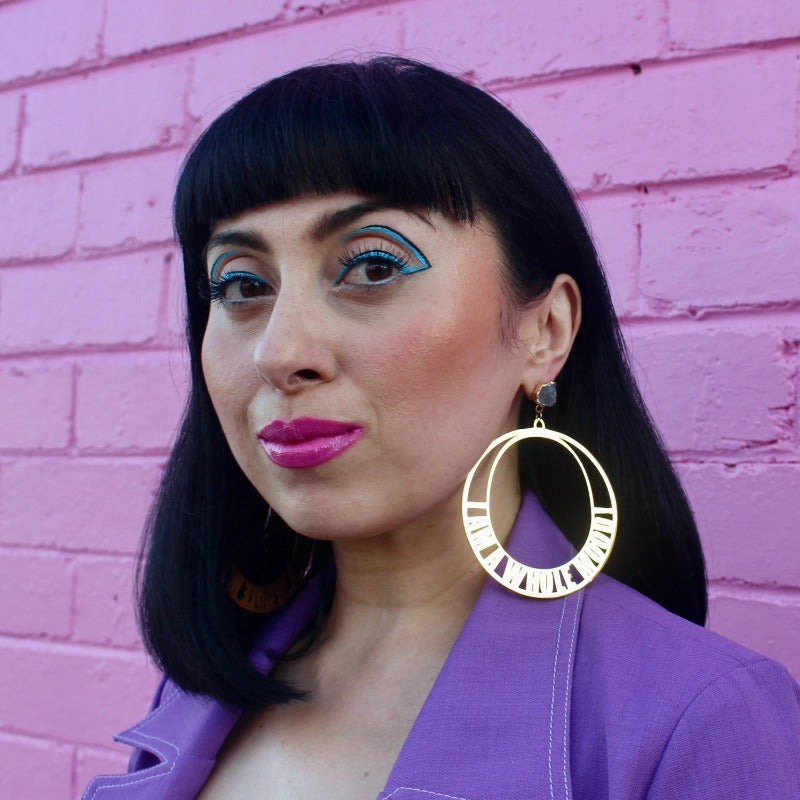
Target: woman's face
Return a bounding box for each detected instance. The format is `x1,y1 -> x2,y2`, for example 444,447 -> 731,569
201,193 -> 536,540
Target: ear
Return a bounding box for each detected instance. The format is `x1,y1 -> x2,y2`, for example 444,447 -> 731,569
516,274 -> 581,398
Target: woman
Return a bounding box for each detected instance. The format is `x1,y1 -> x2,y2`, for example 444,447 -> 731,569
83,57 -> 800,799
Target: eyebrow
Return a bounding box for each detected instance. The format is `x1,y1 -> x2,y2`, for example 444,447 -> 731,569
203,201 -> 434,267
203,229 -> 268,267
308,201 -> 434,241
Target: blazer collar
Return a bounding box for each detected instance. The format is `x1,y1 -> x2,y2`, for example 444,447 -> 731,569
81,571 -> 323,799
83,493 -> 583,800
378,492 -> 583,800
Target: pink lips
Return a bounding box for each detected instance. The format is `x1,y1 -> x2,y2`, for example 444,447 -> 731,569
258,417 -> 364,468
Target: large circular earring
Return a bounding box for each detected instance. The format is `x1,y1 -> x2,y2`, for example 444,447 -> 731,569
228,509 -> 317,613
461,382 -> 617,598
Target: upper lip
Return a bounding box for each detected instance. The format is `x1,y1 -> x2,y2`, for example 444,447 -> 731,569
258,416 -> 362,443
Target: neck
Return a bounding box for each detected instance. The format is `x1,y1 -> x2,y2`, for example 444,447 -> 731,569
279,474 -> 522,701
325,476 -> 522,643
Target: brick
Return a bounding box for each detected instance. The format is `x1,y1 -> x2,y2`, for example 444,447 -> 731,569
0,732 -> 73,800
0,171 -> 80,261
75,746 -> 130,794
188,9 -> 403,130
0,91 -> 18,174
670,0 -> 800,49
0,548 -> 72,638
627,328 -> 792,453
0,362 -> 72,450
504,51 -> 797,191
0,640 -> 159,745
680,463 -> 800,587
0,250 -> 166,351
403,0 -> 661,81
22,60 -> 188,169
709,594 -> 800,681
78,152 -> 178,249
74,353 -> 187,452
0,458 -> 163,553
640,180 -> 800,311
578,193 -> 638,314
105,0 -> 285,57
0,0 -> 103,86
73,556 -> 140,648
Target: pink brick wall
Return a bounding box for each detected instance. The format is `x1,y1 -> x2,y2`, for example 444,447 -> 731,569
0,2 -> 798,796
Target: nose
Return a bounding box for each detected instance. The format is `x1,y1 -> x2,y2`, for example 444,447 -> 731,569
253,291 -> 337,393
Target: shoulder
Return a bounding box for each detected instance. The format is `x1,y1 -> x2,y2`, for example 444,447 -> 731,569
569,575 -> 800,799
578,573 -> 768,682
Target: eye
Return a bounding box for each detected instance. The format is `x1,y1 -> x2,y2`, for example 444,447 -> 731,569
335,249 -> 414,286
209,271 -> 271,304
335,225 -> 431,287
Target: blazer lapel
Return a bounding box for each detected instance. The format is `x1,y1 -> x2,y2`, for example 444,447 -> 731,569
380,493 -> 584,800
81,571 -> 325,800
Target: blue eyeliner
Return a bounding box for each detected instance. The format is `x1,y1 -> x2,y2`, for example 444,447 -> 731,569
334,225 -> 431,284
209,250 -> 241,281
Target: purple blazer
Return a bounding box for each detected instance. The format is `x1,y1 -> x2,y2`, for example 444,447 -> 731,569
83,493 -> 800,799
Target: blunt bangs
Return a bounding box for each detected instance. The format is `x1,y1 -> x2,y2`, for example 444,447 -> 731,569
173,58 -> 489,264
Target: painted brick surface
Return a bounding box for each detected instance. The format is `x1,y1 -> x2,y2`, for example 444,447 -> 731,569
709,594 -> 800,678
681,463 -> 800,586
105,0 -> 286,57
0,732 -> 73,800
0,640 -> 158,745
72,556 -> 140,648
670,0 -> 800,49
78,152 -> 181,250
505,51 -> 797,191
22,60 -> 188,168
579,193 -> 638,314
639,179 -> 800,311
627,328 -> 793,453
0,458 -> 163,553
0,0 -> 103,86
1,2 -> 798,796
0,91 -> 19,175
402,0 -> 662,80
74,353 -> 187,452
0,362 -> 72,450
0,251 -> 166,351
0,548 -> 72,638
0,170 -> 80,261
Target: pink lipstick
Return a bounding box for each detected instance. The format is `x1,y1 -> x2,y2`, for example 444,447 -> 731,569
258,417 -> 364,468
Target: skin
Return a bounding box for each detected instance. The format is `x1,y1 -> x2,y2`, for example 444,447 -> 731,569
197,193 -> 581,799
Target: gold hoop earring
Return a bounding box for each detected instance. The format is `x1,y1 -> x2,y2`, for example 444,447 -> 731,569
461,382 -> 617,598
228,511 -> 316,613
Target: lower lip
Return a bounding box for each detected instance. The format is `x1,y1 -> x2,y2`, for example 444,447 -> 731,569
259,428 -> 364,468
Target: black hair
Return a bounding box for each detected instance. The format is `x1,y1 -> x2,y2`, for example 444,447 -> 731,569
138,56 -> 707,710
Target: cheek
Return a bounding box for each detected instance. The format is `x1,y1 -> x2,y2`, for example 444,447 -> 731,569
201,322 -> 256,430
357,284 -> 516,440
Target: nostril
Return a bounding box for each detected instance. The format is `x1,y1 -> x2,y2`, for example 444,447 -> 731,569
295,369 -> 320,381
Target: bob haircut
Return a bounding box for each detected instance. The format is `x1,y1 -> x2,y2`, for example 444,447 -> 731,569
140,56 -> 706,710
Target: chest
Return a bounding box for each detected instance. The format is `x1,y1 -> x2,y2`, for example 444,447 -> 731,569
197,669 -> 434,800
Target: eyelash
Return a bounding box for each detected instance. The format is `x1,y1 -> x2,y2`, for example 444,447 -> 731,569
208,270 -> 270,305
334,244 -> 418,286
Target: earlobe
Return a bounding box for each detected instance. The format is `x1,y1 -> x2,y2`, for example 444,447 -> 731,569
519,274 -> 581,396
